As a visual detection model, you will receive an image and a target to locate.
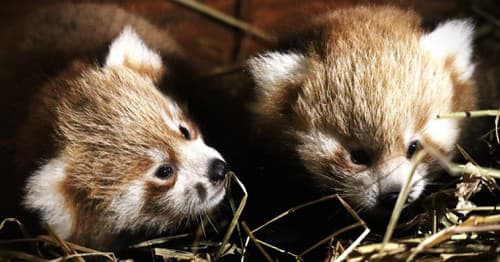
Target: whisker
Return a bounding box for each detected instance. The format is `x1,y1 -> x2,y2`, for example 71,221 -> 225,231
204,211 -> 219,234
199,214 -> 206,237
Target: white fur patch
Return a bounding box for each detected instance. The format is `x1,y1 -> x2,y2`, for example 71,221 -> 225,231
147,149 -> 168,162
377,158 -> 426,204
23,158 -> 73,239
183,137 -> 225,164
160,97 -> 183,132
171,137 -> 226,214
296,131 -> 340,174
420,19 -> 475,80
140,138 -> 225,220
109,181 -> 145,231
409,176 -> 426,203
178,137 -> 225,181
105,26 -> 162,72
424,118 -> 459,153
249,51 -> 309,90
297,131 -> 340,157
404,126 -> 415,146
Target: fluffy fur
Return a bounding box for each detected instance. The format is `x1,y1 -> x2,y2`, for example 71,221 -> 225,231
248,6 -> 477,213
10,4 -> 226,250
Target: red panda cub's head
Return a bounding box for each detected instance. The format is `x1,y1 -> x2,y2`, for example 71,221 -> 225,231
22,27 -> 228,248
249,7 -> 476,214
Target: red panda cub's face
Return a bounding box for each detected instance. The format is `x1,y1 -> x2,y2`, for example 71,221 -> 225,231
249,7 -> 476,214
23,27 -> 228,247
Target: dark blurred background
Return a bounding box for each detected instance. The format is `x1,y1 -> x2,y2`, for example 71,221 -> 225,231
0,0 -> 498,79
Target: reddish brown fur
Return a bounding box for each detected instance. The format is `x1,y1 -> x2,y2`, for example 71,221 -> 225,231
23,65 -> 191,245
254,6 -> 475,159
249,6 -> 477,212
4,3 -> 226,250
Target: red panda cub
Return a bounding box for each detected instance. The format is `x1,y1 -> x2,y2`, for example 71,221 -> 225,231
248,6 -> 476,215
9,4 -> 228,250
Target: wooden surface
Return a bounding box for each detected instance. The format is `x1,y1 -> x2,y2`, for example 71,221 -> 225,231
1,0 -> 498,73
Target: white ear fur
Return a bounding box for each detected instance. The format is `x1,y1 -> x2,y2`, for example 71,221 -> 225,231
23,158 -> 74,239
420,19 -> 475,80
105,26 -> 163,74
248,51 -> 309,92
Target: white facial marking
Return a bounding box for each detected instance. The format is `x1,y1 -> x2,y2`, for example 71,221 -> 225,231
105,26 -> 162,71
380,160 -> 423,196
423,118 -> 459,153
109,181 -> 145,231
296,131 -> 343,177
168,137 -> 225,215
404,126 -> 415,146
420,19 -> 475,81
297,131 -> 340,163
23,158 -> 73,239
147,148 -> 167,162
334,156 -> 428,212
409,175 -> 426,203
160,97 -> 184,132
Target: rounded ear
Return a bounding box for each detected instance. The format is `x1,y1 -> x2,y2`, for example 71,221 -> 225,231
247,51 -> 309,124
248,51 -> 309,108
105,26 -> 165,81
420,19 -> 475,81
248,51 -> 308,91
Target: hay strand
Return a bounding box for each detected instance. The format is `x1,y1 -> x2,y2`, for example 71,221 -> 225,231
216,172 -> 248,259
168,0 -> 276,43
380,150 -> 427,252
436,109 -> 499,119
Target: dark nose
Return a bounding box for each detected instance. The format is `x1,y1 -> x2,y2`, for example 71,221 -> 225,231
380,192 -> 400,210
209,159 -> 228,183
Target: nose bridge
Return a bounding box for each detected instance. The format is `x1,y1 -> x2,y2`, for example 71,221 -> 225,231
178,138 -> 225,177
193,137 -> 224,161
374,156 -> 409,192
205,143 -> 224,161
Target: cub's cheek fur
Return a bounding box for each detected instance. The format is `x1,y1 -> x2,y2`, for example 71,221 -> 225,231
143,139 -> 227,219
175,139 -> 227,213
108,140 -> 225,234
21,25 -> 227,249
23,159 -> 74,239
248,7 -> 476,213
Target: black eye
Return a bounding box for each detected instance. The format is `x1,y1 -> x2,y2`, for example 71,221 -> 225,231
350,150 -> 371,165
406,140 -> 420,159
179,125 -> 191,140
155,165 -> 174,179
